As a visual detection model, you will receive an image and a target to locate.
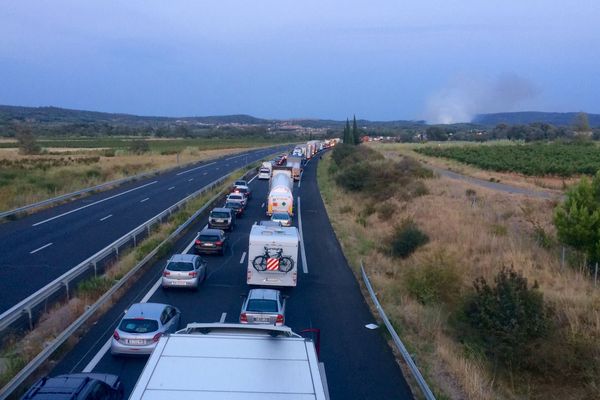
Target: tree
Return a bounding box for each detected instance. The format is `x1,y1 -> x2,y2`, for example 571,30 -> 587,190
129,139 -> 150,154
554,172 -> 600,266
15,125 -> 41,155
343,118 -> 352,144
352,115 -> 360,144
574,112 -> 590,133
464,266 -> 550,369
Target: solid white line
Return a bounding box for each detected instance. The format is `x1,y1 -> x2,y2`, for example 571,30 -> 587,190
32,181 -> 158,227
183,235 -> 197,254
83,276 -> 163,373
297,196 -> 308,274
140,197 -> 150,203
220,312 -> 227,323
261,202 -> 265,208
100,214 -> 112,222
247,175 -> 257,184
176,161 -> 216,176
240,251 -> 247,264
30,242 -> 53,254
168,186 -> 175,190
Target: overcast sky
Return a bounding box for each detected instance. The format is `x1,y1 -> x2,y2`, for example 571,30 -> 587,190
1,1 -> 599,122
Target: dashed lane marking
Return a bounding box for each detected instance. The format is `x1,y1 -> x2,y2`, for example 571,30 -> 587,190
176,162 -> 216,176
30,242 -> 53,254
240,251 -> 246,264
100,214 -> 112,222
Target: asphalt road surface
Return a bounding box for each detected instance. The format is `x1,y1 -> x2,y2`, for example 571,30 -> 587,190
48,155 -> 413,399
0,145 -> 289,314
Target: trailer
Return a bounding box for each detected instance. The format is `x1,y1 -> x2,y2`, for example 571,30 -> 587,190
247,224 -> 298,287
286,156 -> 303,181
129,323 -> 329,400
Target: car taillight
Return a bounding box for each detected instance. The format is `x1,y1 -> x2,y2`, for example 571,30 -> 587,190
113,330 -> 120,340
163,271 -> 170,276
189,271 -> 198,277
152,333 -> 162,342
215,241 -> 223,246
276,314 -> 284,324
195,239 -> 202,245
240,313 -> 248,323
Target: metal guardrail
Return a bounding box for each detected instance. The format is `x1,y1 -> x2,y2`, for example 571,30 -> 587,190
0,145 -> 283,219
0,166 -> 257,399
0,158 -> 260,337
360,261 -> 436,400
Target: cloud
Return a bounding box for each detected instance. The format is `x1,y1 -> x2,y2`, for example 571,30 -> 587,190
424,73 -> 540,124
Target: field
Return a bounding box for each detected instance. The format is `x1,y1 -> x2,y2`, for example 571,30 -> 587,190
414,142 -> 600,177
318,145 -> 600,399
0,137 -> 288,212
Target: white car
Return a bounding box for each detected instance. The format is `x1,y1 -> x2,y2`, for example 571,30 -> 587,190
226,193 -> 247,206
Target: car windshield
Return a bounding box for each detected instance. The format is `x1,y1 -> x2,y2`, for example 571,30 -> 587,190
167,261 -> 194,271
211,211 -> 230,218
236,188 -> 248,193
229,195 -> 242,199
260,168 -> 270,172
246,299 -> 278,313
235,181 -> 246,186
225,202 -> 240,209
272,213 -> 289,220
119,318 -> 159,333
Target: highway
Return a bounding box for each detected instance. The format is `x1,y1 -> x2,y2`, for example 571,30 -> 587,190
48,155 -> 413,399
0,145 -> 289,314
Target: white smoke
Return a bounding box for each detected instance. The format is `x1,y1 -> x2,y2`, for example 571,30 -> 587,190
425,73 -> 539,124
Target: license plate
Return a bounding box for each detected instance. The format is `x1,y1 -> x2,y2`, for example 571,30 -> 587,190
215,219 -> 224,223
173,280 -> 187,285
255,317 -> 270,322
204,243 -> 215,247
127,339 -> 145,345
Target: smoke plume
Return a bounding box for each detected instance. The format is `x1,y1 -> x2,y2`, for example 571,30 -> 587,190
424,73 -> 539,124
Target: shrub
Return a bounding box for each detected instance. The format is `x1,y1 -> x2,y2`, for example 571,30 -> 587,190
463,266 -> 551,369
377,202 -> 397,220
389,219 -> 429,258
405,251 -> 461,305
334,161 -> 371,192
103,149 -> 116,157
339,205 -> 353,214
129,139 -> 150,154
16,128 -> 42,155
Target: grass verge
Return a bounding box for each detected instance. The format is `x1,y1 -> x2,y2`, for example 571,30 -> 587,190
317,147 -> 600,399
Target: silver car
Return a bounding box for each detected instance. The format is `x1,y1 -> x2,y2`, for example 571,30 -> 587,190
111,303 -> 180,355
240,289 -> 286,326
162,254 -> 207,290
271,212 -> 292,227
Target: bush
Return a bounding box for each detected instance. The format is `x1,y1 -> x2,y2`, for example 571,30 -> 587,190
405,251 -> 461,305
389,219 -> 429,258
334,161 -> 371,192
103,149 -> 116,157
463,266 -> 551,369
129,139 -> 150,154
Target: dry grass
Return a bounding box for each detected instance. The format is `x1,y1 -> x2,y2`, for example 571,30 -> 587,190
371,142 -> 575,192
317,151 -> 600,399
0,146 -> 258,211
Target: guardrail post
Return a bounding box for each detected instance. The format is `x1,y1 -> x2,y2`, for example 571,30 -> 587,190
114,246 -> 119,258
92,261 -> 97,277
25,307 -> 33,330
63,281 -> 70,300
133,233 -> 137,247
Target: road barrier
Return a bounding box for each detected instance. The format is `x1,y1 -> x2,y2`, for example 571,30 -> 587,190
360,261 -> 436,400
0,165 -> 259,399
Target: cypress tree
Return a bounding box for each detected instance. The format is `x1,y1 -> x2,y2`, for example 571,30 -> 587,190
344,118 -> 351,144
352,115 -> 360,144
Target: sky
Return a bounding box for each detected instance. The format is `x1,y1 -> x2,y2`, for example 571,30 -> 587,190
1,1 -> 599,123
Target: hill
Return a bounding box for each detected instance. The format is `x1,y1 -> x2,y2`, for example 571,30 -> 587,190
473,111 -> 600,127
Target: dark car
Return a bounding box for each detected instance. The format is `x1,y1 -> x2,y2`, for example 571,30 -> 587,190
208,207 -> 236,230
195,228 -> 228,255
224,201 -> 244,217
21,373 -> 124,400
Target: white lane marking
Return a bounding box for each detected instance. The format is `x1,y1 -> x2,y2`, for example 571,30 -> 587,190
33,181 -> 158,227
298,177 -> 302,188
176,161 -> 216,176
240,251 -> 246,264
184,235 -> 198,254
226,153 -> 247,161
83,277 -> 163,373
100,214 -> 112,222
248,174 -> 257,184
216,167 -> 219,170
30,242 -> 53,254
297,196 -> 308,274
140,197 -> 150,203
220,312 -> 227,323
203,172 -> 208,175
188,178 -> 194,182
168,186 -> 175,190
261,202 -> 265,208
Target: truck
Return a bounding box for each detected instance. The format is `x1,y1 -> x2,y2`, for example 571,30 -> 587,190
267,173 -> 293,216
258,161 -> 272,180
307,140 -> 320,159
247,224 -> 299,287
286,156 -> 303,181
292,146 -> 304,157
129,323 -> 329,400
